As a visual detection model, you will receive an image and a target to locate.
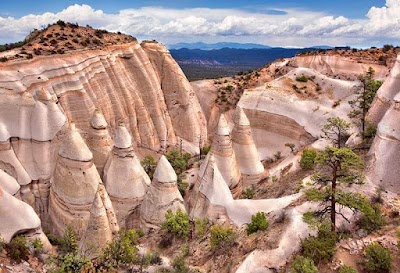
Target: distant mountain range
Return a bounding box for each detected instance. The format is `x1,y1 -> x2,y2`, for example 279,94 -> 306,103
168,42 -> 272,50
168,42 -> 334,50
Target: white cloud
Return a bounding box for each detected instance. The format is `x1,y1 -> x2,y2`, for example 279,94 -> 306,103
0,1 -> 400,47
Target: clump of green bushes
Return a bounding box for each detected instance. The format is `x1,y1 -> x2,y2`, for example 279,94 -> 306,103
210,224 -> 236,251
246,212 -> 269,235
162,209 -> 191,238
291,255 -> 318,273
301,224 -> 337,263
300,149 -> 317,170
363,242 -> 392,273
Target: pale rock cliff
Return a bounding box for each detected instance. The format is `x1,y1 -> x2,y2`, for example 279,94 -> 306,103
367,55 -> 400,193
0,186 -> 41,243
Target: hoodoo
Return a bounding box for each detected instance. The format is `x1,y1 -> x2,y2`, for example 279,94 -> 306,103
87,109 -> 113,176
80,192 -> 113,259
49,123 -> 101,236
211,114 -> 242,196
140,155 -> 186,229
103,122 -> 151,228
231,107 -> 264,184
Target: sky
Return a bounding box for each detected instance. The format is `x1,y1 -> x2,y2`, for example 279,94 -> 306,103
0,0 -> 398,48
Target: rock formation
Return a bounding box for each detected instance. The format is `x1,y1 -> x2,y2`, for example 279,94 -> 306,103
231,107 -> 264,184
49,123 -> 101,236
104,122 -> 151,228
140,155 -> 186,229
211,114 -> 242,196
365,55 -> 400,193
87,109 -> 113,177
0,186 -> 41,243
0,169 -> 20,195
80,192 -> 113,259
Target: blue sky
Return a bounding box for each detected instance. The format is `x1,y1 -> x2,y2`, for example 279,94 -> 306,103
0,1 -> 386,18
0,0 -> 398,47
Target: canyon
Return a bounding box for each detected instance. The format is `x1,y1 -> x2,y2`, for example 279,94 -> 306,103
0,24 -> 399,273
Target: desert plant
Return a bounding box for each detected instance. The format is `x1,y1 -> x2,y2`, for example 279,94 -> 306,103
54,252 -> 93,273
246,212 -> 269,235
301,224 -> 337,263
194,218 -> 208,238
364,242 -> 392,273
141,155 -> 157,180
242,186 -> 256,199
210,224 -> 236,251
285,143 -> 296,152
300,149 -> 317,170
162,209 -> 190,238
339,265 -> 358,273
296,75 -> 309,82
322,117 -> 351,148
291,255 -> 318,273
61,226 -> 78,254
357,203 -> 385,233
6,235 -> 30,263
98,229 -> 139,269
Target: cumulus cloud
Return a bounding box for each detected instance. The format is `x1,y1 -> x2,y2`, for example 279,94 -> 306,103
0,1 -> 399,47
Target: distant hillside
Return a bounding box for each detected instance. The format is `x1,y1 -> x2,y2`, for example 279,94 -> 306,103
170,47 -> 315,80
168,42 -> 271,50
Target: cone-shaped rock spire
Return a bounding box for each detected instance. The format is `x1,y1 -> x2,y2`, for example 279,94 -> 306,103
231,107 -> 264,185
211,114 -> 242,196
103,122 -> 150,228
87,109 -> 113,176
80,192 -> 113,259
140,155 -> 186,229
49,122 -> 101,236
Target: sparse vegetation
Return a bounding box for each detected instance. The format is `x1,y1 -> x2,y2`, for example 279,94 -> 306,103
296,75 -> 309,82
349,67 -> 383,135
242,186 -> 256,199
141,155 -> 157,180
301,224 -> 337,263
162,209 -> 191,238
194,218 -> 208,238
363,242 -> 392,273
339,265 -> 358,273
300,148 -> 317,170
291,255 -> 318,273
5,235 -> 30,263
210,224 -> 236,251
246,212 -> 269,235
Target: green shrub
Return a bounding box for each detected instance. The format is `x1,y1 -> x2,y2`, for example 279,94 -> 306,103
194,218 -> 208,237
296,75 -> 309,82
6,235 -> 30,263
358,204 -> 385,233
99,229 -> 139,269
56,20 -> 66,27
300,149 -> 317,170
339,265 -> 358,273
291,255 -> 318,273
61,226 -> 78,254
210,224 -> 236,251
141,155 -> 157,180
200,145 -> 211,156
143,251 -> 162,267
364,242 -> 392,273
162,209 -> 190,238
242,186 -> 256,199
171,255 -> 190,273
54,252 -> 93,273
246,212 -> 269,235
301,224 -> 337,263
363,122 -> 377,139
0,236 -> 5,252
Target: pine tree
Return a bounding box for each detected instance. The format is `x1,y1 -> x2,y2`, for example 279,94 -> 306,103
349,67 -> 382,135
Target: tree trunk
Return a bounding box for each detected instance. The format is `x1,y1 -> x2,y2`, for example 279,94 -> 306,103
331,167 -> 337,233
